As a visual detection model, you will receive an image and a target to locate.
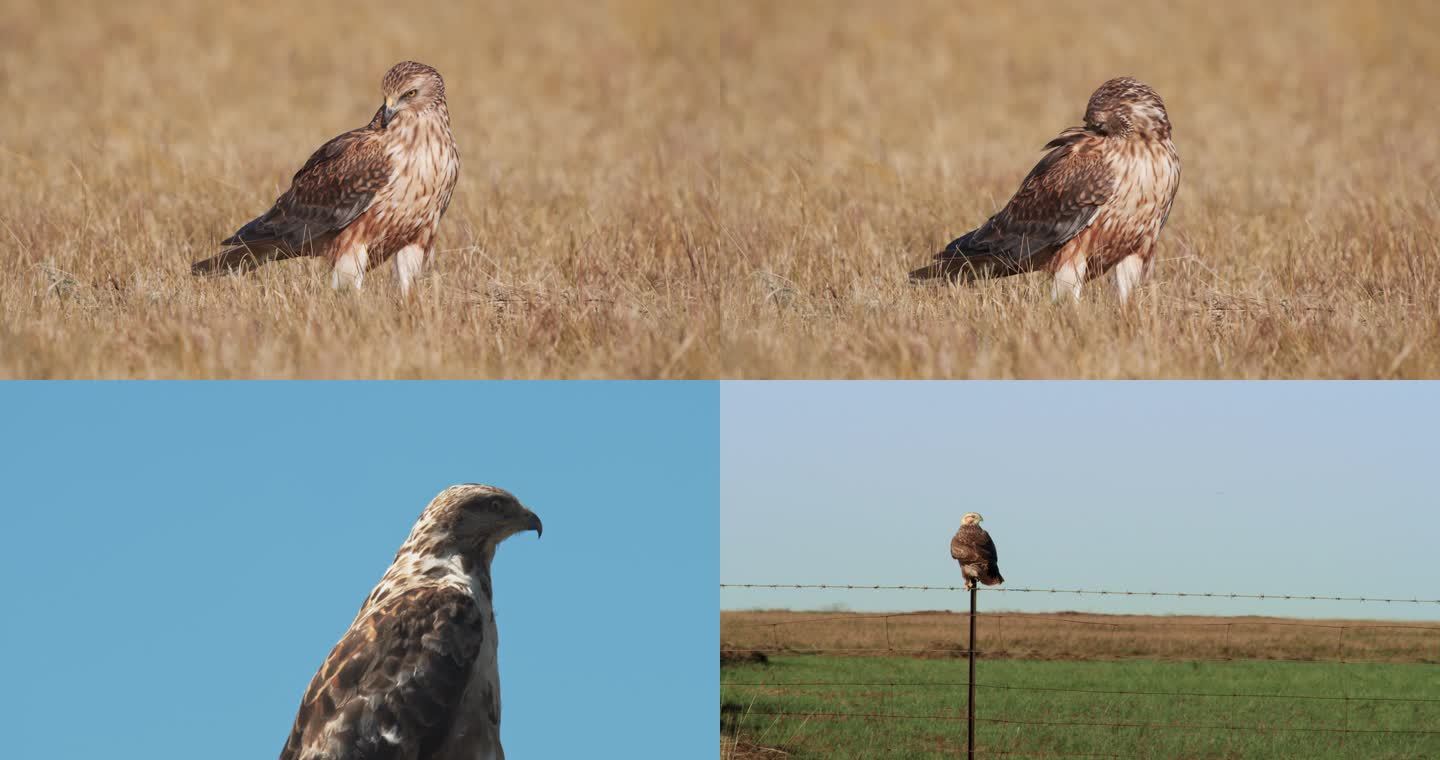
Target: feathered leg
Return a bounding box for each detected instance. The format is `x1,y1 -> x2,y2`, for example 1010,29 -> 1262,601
1051,255 -> 1087,302
331,244 -> 369,291
1114,253 -> 1146,304
393,243 -> 425,298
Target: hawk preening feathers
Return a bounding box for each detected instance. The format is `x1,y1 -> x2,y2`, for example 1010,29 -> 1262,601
910,77 -> 1181,303
279,484 -> 541,760
950,512 -> 1003,591
193,61 -> 460,297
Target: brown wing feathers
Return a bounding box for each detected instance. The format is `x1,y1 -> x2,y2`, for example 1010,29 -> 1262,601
279,588 -> 482,760
951,525 -> 1004,585
910,130 -> 1115,282
192,128 -> 391,276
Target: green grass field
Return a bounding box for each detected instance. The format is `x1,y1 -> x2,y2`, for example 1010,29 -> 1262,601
721,656 -> 1440,759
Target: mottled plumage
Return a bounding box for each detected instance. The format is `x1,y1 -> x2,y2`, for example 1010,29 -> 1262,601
911,77 -> 1181,303
280,484 -> 541,760
950,512 -> 1003,590
194,61 -> 460,296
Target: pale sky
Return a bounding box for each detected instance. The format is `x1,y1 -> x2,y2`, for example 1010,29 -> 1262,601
721,382 -> 1440,621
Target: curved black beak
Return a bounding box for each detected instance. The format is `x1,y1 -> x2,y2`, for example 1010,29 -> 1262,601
381,102 -> 397,128
526,510 -> 543,538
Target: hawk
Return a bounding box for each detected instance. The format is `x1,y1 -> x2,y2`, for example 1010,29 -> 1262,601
279,484 -> 542,760
910,77 -> 1181,303
950,512 -> 1003,591
193,61 -> 460,297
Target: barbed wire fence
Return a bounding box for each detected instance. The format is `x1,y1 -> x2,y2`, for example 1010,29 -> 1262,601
719,583 -> 1440,759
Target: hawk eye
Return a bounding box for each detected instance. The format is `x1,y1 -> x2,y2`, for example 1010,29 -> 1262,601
403,89 -> 418,100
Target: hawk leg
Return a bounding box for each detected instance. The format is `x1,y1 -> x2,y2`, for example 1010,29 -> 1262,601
1114,253 -> 1146,304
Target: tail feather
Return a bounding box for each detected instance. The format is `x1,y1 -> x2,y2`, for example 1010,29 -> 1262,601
908,253 -> 1027,283
983,568 -> 1004,586
909,231 -> 1031,283
191,244 -> 300,277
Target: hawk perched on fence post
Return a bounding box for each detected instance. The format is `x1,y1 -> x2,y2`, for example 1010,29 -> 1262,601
278,484 -> 541,760
193,61 -> 460,297
951,512 -> 1004,590
909,76 -> 1181,303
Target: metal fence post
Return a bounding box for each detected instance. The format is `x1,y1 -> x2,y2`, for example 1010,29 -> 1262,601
968,586 -> 977,760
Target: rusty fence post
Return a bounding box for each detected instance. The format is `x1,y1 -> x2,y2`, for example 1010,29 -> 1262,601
968,586 -> 977,760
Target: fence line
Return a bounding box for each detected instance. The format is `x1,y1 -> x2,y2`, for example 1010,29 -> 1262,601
722,583 -> 1440,605
721,582 -> 1440,758
726,611 -> 1440,633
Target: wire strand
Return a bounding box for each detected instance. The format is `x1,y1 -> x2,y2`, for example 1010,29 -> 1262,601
721,583 -> 1440,605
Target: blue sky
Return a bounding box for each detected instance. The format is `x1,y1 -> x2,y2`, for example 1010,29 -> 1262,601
0,381 -> 718,760
721,382 -> 1440,622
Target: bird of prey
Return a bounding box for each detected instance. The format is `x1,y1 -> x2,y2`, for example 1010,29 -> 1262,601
193,61 -> 460,297
279,484 -> 541,760
910,77 -> 1181,303
950,512 -> 1003,590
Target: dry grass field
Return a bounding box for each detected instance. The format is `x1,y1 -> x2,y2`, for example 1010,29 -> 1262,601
721,609 -> 1440,663
3,0 -> 1438,377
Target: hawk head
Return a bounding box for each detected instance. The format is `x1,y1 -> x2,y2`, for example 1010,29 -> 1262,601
961,512 -> 984,527
405,484 -> 543,559
1083,77 -> 1171,139
380,61 -> 447,128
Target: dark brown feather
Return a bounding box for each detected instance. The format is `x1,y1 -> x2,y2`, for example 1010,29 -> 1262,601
226,128 -> 390,250
192,121 -> 391,277
911,129 -> 1116,282
278,587 -> 483,760
950,525 -> 1004,585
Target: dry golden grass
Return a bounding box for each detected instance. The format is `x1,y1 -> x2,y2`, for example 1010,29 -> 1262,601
3,0 -> 1438,377
721,610 -> 1440,663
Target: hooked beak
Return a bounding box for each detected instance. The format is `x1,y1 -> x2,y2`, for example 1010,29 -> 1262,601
381,98 -> 397,128
525,510 -> 543,538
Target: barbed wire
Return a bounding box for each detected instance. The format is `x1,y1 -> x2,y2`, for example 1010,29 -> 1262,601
721,583 -> 1440,604
725,611 -> 1440,632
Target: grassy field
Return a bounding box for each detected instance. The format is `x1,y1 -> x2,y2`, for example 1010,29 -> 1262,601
721,657 -> 1440,759
3,0 -> 1438,377
721,610 -> 1440,757
721,610 -> 1440,663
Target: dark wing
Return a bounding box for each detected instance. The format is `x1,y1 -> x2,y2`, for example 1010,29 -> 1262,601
279,587 -> 484,760
223,122 -> 391,251
950,526 -> 1000,564
950,528 -> 977,563
976,528 -> 999,566
911,128 -> 1116,281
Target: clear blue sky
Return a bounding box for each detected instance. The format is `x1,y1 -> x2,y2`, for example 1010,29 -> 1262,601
1,381 -> 718,760
721,382 -> 1440,622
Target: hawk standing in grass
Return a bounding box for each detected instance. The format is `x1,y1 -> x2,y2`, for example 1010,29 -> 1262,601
279,484 -> 541,760
909,77 -> 1181,303
950,512 -> 1003,590
193,61 -> 460,297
